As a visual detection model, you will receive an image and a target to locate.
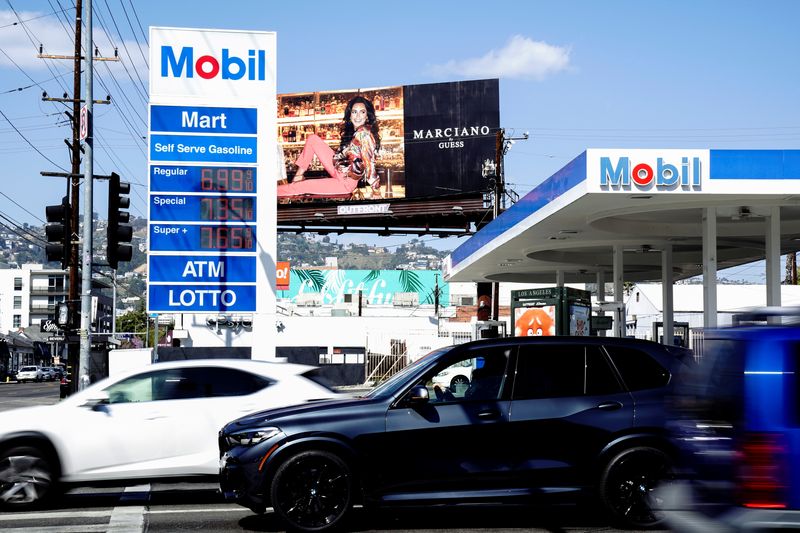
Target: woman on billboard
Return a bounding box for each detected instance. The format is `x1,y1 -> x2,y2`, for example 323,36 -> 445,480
278,96 -> 381,200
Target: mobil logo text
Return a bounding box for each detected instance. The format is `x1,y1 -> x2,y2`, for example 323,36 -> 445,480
160,46 -> 266,81
600,156 -> 702,190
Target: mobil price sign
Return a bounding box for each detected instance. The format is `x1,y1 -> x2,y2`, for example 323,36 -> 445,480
147,27 -> 276,315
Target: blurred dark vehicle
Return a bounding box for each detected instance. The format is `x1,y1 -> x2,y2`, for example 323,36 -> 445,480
220,336 -> 694,532
661,308 -> 800,532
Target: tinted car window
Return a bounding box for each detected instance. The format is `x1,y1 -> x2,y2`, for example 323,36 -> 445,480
104,367 -> 271,404
586,346 -> 624,396
156,367 -> 271,400
513,344 -> 623,400
605,346 -> 669,391
421,347 -> 511,403
104,372 -> 157,403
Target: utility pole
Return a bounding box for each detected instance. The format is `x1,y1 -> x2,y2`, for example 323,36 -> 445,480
491,130 -> 503,322
78,0 -> 94,389
39,0 -> 111,391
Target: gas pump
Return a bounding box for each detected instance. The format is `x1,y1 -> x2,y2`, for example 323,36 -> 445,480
595,301 -> 626,337
474,320 -> 507,340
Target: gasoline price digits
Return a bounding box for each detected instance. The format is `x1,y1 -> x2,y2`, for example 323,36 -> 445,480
200,226 -> 254,250
200,167 -> 254,192
200,197 -> 255,221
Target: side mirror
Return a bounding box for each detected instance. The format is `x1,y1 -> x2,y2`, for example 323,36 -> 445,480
405,385 -> 430,405
82,391 -> 110,410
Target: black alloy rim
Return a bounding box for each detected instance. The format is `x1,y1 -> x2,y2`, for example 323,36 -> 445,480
0,453 -> 52,505
275,455 -> 350,529
606,452 -> 669,527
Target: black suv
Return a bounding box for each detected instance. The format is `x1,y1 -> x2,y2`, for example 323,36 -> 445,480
219,337 -> 693,531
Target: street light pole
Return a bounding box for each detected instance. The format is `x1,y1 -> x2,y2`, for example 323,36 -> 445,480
78,0 -> 94,389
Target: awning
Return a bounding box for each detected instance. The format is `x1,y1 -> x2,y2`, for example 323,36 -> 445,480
445,149 -> 800,284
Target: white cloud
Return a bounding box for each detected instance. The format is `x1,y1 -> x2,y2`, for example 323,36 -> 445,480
0,10 -> 74,70
0,10 -> 148,76
427,35 -> 571,81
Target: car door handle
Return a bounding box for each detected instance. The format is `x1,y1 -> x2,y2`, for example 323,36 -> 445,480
597,401 -> 623,411
477,409 -> 500,419
145,413 -> 166,420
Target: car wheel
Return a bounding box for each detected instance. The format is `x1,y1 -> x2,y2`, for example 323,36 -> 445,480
0,446 -> 56,510
270,450 -> 353,532
599,446 -> 671,529
450,375 -> 469,391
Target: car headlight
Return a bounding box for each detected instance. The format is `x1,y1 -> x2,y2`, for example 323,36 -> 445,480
226,427 -> 282,447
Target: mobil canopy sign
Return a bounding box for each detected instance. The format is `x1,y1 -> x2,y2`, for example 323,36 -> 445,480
587,149 -> 708,193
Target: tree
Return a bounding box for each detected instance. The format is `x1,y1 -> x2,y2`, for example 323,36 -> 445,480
117,308 -> 147,334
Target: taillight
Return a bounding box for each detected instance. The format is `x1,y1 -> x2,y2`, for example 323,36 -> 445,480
738,432 -> 787,509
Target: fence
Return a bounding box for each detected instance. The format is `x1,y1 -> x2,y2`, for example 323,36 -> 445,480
689,328 -> 704,361
365,341 -> 409,385
364,328 -> 475,385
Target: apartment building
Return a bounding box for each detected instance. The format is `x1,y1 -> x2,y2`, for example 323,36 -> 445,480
0,264 -> 67,333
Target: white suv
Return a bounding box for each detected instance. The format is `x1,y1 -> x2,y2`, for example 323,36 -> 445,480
17,366 -> 44,383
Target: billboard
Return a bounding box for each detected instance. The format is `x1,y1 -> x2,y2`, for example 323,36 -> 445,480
277,79 -> 499,204
278,269 -> 448,306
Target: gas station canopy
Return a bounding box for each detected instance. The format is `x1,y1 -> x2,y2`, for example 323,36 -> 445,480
445,149 -> 800,284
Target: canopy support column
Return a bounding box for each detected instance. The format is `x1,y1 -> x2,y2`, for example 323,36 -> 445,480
766,206 -> 781,323
613,245 -> 624,337
661,244 -> 674,345
596,270 -> 606,337
702,207 -> 717,328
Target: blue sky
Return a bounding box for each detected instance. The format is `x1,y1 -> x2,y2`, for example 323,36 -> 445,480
0,1 -> 798,281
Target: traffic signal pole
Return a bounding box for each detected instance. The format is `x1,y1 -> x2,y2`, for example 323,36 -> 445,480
78,0 -> 94,389
68,0 -> 82,391
40,0 -> 117,390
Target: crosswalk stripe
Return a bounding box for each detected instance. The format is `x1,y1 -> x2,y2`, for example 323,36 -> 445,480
0,526 -> 108,532
106,484 -> 149,533
0,510 -> 111,521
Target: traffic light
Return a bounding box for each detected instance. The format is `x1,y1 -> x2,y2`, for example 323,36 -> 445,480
45,196 -> 71,269
107,172 -> 132,269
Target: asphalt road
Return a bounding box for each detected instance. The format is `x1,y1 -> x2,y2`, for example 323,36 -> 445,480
0,382 -> 665,532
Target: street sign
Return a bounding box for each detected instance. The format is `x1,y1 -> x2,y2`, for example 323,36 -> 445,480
79,105 -> 88,140
40,319 -> 62,334
48,335 -> 66,342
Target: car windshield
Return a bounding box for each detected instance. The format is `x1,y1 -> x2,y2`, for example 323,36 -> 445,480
363,346 -> 453,399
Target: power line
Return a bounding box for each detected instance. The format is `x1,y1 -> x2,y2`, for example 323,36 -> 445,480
127,0 -> 147,48
0,106 -> 68,171
0,190 -> 46,224
0,216 -> 47,248
0,7 -> 70,29
0,68 -> 75,94
117,0 -> 147,69
5,0 -> 72,96
95,0 -> 148,102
